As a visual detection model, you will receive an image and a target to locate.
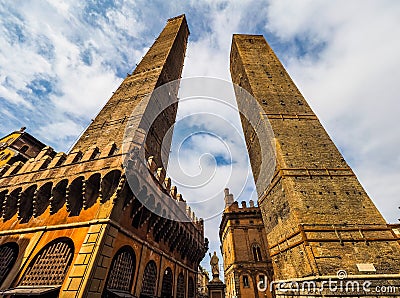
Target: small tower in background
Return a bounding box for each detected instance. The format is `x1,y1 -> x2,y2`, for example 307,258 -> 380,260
224,187 -> 234,208
219,189 -> 273,298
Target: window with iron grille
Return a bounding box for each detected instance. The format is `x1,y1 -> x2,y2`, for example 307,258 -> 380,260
188,276 -> 195,298
140,261 -> 157,297
0,242 -> 19,286
160,267 -> 173,298
106,246 -> 136,293
176,273 -> 185,298
19,238 -> 74,286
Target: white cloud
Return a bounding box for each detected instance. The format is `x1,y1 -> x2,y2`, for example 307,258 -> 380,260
0,1 -> 150,149
36,119 -> 84,144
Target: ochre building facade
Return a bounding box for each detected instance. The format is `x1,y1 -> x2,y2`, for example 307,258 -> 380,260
0,128 -> 46,169
0,15 -> 206,298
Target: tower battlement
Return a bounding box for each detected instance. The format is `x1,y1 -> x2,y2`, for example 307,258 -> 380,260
223,188 -> 257,212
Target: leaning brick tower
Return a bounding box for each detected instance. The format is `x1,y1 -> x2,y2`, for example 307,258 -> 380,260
230,35 -> 400,296
0,15 -> 206,298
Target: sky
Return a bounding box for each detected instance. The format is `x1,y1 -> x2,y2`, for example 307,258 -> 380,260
1,0 -> 400,275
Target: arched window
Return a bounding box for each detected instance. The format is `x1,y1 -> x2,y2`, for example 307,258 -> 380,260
188,276 -> 195,298
252,244 -> 262,262
103,246 -> 136,297
140,261 -> 157,298
259,274 -> 266,289
16,238 -> 74,295
257,246 -> 262,261
0,242 -> 19,286
243,275 -> 250,287
176,273 -> 185,298
20,238 -> 74,286
160,267 -> 173,298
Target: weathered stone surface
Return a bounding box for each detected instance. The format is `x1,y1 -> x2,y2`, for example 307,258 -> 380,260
230,34 -> 400,290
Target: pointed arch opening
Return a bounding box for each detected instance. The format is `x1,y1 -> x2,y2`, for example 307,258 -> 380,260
188,276 -> 195,298
16,237 -> 74,295
176,272 -> 185,298
103,245 -> 136,297
160,267 -> 173,298
140,260 -> 157,298
252,243 -> 262,262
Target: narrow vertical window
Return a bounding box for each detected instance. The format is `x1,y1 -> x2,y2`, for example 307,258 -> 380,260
176,273 -> 185,298
243,275 -> 249,287
257,246 -> 262,261
259,274 -> 266,288
160,267 -> 173,298
140,261 -> 157,297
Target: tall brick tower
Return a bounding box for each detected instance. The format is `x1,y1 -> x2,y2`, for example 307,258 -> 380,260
0,15 -> 206,298
230,35 -> 400,295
